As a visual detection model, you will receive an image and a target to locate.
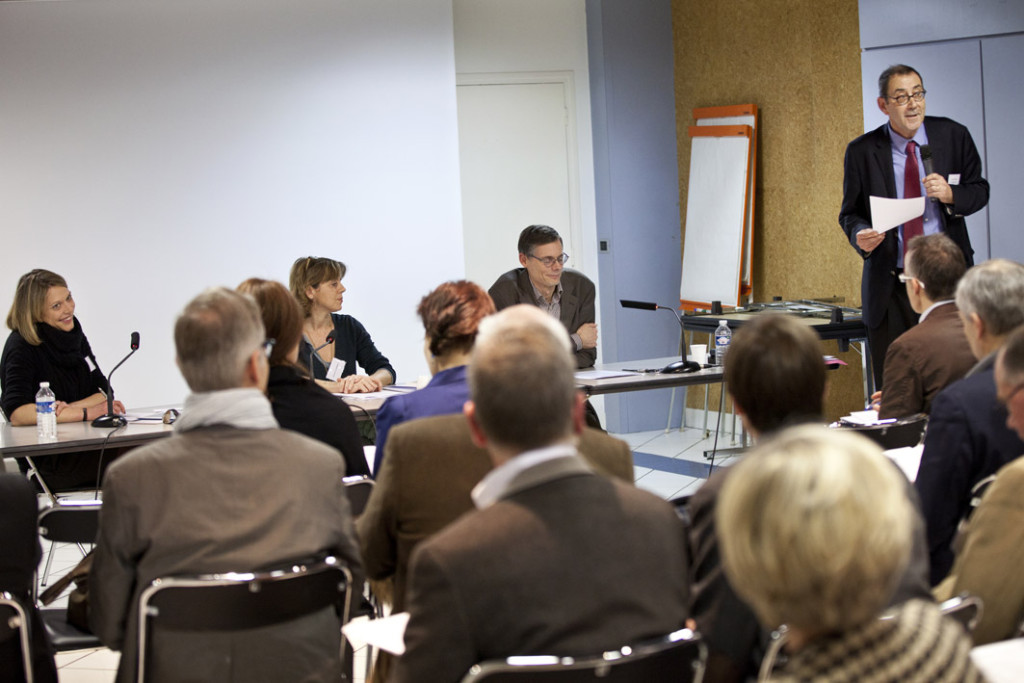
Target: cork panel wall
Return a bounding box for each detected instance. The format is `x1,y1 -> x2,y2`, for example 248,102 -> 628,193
672,0 -> 869,421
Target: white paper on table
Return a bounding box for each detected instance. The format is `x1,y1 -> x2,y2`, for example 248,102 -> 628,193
884,444 -> 923,483
869,195 -> 925,232
342,612 -> 410,655
971,639 -> 1024,683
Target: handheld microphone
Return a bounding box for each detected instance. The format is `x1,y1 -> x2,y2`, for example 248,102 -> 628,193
308,332 -> 335,378
920,145 -> 937,203
92,332 -> 140,428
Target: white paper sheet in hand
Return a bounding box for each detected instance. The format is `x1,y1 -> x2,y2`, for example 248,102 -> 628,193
869,195 -> 925,232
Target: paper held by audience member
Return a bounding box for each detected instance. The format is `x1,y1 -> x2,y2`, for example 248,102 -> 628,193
342,612 -> 410,655
884,444 -> 923,483
869,195 -> 925,233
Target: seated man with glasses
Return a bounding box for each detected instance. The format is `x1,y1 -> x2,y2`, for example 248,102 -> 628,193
488,224 -> 598,368
874,233 -> 976,419
839,63 -> 989,388
90,287 -> 363,683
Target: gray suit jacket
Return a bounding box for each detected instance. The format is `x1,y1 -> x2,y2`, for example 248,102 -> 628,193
90,426 -> 363,683
357,413 -> 633,613
391,455 -> 689,683
488,267 -> 597,368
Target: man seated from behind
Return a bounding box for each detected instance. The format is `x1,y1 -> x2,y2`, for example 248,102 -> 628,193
876,233 -> 975,419
90,288 -> 363,683
718,427 -> 980,682
935,325 -> 1024,645
392,306 -> 689,683
688,315 -> 930,683
916,258 -> 1024,585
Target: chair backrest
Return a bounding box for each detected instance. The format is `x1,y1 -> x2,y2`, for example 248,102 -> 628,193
137,556 -> 351,683
37,500 -> 102,544
840,414 -> 928,450
0,592 -> 34,683
940,594 -> 984,634
459,628 -> 706,682
343,475 -> 374,517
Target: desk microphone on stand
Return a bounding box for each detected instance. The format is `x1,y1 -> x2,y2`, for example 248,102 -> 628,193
92,332 -> 140,428
309,332 -> 334,378
620,300 -> 701,372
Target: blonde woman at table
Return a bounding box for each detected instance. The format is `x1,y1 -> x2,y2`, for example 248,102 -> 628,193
289,256 -> 395,394
1,269 -> 125,489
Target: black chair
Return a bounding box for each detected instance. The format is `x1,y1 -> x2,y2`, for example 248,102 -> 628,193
459,628 -> 706,682
940,594 -> 984,635
343,475 -> 374,517
839,413 -> 928,450
137,556 -> 352,683
35,501 -> 103,653
0,592 -> 34,682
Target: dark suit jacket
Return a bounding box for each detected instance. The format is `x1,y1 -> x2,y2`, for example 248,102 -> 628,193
488,268 -> 597,368
392,455 -> 689,683
357,413 -> 634,613
0,474 -> 57,683
688,463 -> 932,683
839,117 -> 988,329
878,302 -> 976,419
916,355 -> 1024,585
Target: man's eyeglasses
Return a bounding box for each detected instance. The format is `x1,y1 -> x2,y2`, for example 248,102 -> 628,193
897,273 -> 924,290
527,252 -> 569,268
261,338 -> 276,358
887,90 -> 926,106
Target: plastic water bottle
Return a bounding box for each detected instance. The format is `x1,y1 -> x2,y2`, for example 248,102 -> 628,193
36,382 -> 57,440
714,320 -> 732,367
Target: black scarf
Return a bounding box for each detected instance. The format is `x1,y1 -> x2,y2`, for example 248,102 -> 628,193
36,317 -> 94,369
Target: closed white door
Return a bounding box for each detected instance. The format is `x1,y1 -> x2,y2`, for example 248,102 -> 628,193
457,77 -> 579,290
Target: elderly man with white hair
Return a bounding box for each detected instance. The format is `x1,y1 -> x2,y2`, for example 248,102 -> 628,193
915,258 -> 1024,585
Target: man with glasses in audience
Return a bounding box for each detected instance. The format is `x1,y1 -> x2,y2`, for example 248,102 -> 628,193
90,288 -> 363,683
874,233 -> 975,419
839,64 -> 989,387
489,224 -> 598,369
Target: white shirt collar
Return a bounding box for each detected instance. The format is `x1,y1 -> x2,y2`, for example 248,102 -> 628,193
471,443 -> 576,509
919,299 -> 954,323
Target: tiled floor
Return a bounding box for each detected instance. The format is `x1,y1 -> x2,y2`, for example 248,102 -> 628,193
42,424 -> 741,682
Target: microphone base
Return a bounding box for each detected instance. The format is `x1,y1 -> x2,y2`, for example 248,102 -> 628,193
92,414 -> 127,429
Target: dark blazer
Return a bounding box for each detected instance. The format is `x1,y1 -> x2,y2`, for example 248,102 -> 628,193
488,268 -> 597,368
0,473 -> 57,683
267,364 -> 369,477
356,413 -> 634,613
878,302 -> 976,419
915,355 -> 1024,585
688,463 -> 933,683
392,455 -> 689,683
371,365 -> 469,476
839,117 -> 988,329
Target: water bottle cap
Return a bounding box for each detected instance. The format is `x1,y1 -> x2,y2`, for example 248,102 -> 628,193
40,382 -> 50,388
719,320 -> 727,325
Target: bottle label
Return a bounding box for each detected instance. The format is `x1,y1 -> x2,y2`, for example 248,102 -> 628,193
716,335 -> 730,346
37,400 -> 55,414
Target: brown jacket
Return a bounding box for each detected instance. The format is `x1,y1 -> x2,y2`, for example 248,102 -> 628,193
357,413 -> 633,612
879,302 -> 975,419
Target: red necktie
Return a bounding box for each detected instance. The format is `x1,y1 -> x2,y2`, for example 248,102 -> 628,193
903,140 -> 923,254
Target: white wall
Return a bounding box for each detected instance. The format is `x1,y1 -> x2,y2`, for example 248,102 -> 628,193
452,0 -> 598,285
0,0 -> 464,407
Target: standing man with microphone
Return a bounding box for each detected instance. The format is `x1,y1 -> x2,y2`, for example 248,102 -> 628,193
839,64 -> 989,387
